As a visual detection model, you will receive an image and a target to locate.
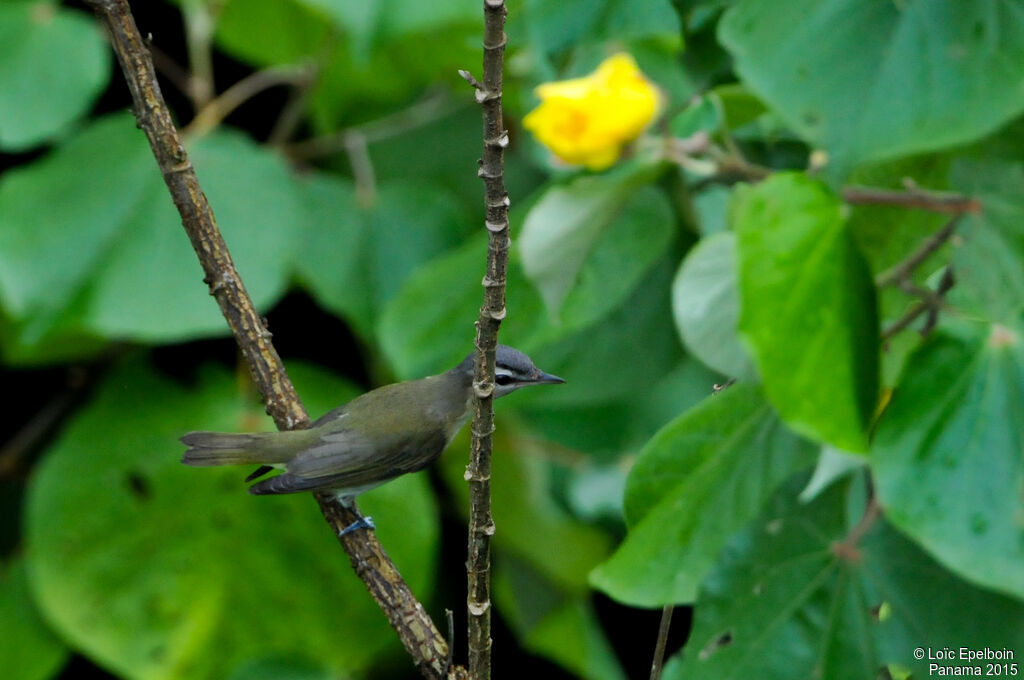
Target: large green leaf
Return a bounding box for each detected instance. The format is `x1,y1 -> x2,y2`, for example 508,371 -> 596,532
734,173 -> 878,452
521,0 -> 681,53
377,234 -> 548,380
671,232 -> 756,379
440,427 -> 612,594
519,164 -> 672,330
494,564 -> 626,680
0,558 -> 68,680
523,256 -> 684,409
719,0 -> 1024,176
948,159 -> 1024,324
0,114 -> 301,350
668,478 -> 1024,680
0,2 -> 109,150
871,319 -> 1024,600
590,384 -> 817,605
24,361 -> 438,680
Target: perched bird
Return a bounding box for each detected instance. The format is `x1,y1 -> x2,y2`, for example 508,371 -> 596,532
181,345 -> 563,533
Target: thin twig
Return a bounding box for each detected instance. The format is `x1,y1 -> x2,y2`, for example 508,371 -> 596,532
466,2 -> 510,679
285,90 -> 465,160
83,2 -> 457,677
344,131 -> 377,208
831,495 -> 881,562
444,609 -> 456,679
843,186 -> 981,214
881,266 -> 955,341
146,41 -> 196,106
649,604 -> 675,680
881,302 -> 931,341
268,64 -> 318,147
875,215 -> 962,288
183,65 -> 312,137
180,2 -> 215,108
0,366 -> 95,479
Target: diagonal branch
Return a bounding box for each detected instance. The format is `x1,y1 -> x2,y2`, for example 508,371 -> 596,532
465,1 -> 510,678
82,2 -> 459,677
842,186 -> 981,214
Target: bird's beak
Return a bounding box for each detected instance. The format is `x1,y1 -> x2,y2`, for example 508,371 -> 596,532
536,371 -> 566,385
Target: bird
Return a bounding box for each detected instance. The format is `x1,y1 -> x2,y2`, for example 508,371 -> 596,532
181,345 -> 564,534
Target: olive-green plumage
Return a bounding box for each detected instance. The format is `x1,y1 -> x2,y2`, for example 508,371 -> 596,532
181,345 -> 563,500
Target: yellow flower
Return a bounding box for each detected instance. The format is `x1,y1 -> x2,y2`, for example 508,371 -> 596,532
523,53 -> 662,171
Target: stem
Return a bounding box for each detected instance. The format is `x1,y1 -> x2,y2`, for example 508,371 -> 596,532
181,2 -> 215,108
843,186 -> 981,214
83,2 -> 455,677
875,215 -> 963,288
465,2 -> 510,678
831,495 -> 881,563
649,605 -> 675,680
285,90 -> 463,160
184,65 -> 311,137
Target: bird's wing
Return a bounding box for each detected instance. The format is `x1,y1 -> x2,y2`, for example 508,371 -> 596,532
285,428 -> 378,478
248,427 -> 449,495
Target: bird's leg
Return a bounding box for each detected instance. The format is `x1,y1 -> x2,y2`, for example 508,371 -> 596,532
339,514 -> 376,536
336,494 -> 375,537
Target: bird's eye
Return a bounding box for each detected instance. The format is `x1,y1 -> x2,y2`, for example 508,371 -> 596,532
495,374 -> 514,386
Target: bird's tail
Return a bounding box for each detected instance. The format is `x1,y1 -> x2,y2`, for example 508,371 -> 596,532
180,431 -> 302,467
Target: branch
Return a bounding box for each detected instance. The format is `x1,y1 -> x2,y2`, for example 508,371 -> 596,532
875,215 -> 962,288
649,605 -> 675,680
83,2 -> 457,677
842,186 -> 981,214
881,266 -> 955,341
183,65 -> 312,137
465,2 -> 510,678
284,90 -> 464,160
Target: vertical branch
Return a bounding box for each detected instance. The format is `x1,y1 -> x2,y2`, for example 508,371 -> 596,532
465,2 -> 510,678
82,2 -> 458,677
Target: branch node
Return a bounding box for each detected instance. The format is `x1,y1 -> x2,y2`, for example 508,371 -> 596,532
486,194 -> 510,209
484,220 -> 506,233
464,467 -> 491,482
474,88 -> 500,104
473,381 -> 495,398
468,600 -> 491,616
471,422 -> 497,438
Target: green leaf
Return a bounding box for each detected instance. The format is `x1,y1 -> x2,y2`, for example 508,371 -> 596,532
671,232 -> 756,379
377,234 -> 547,380
524,256 -> 685,408
948,159 -> 1024,323
0,114 -> 301,349
494,562 -> 627,680
83,127 -> 300,341
719,0 -> 1024,176
734,173 -> 878,452
216,0 -> 331,67
290,173 -> 366,328
24,360 -> 437,680
224,657 -> 332,680
440,427 -> 612,593
590,384 -> 817,605
798,445 -> 864,503
0,2 -> 109,150
871,319 -> 1024,600
296,176 -> 468,339
519,164 -> 672,330
0,558 -> 68,680
668,478 -> 1024,680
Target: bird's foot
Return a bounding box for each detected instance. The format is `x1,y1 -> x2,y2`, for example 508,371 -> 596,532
338,515 -> 375,537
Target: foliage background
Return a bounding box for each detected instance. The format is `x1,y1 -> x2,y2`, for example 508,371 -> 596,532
1,1 -> 1023,679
